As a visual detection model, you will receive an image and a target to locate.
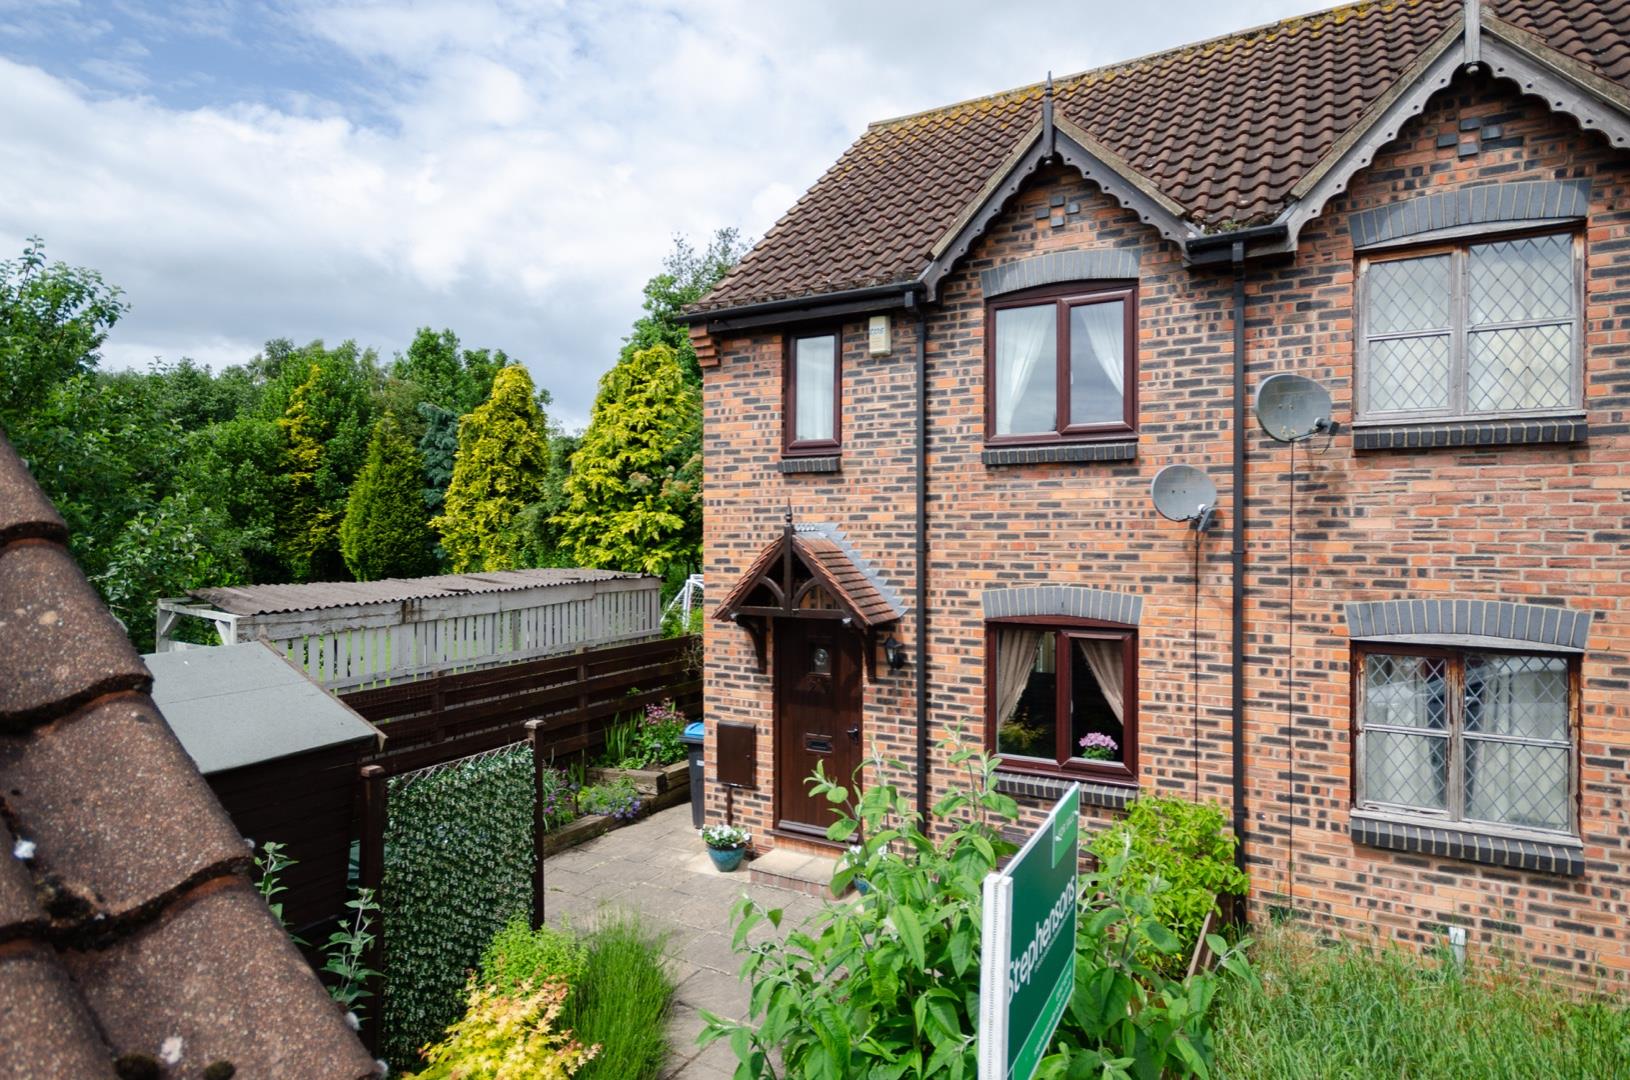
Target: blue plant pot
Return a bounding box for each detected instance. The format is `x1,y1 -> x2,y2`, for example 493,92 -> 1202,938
708,846 -> 746,873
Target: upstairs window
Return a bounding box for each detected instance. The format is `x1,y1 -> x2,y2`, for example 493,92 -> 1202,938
785,331 -> 840,455
986,285 -> 1136,443
988,623 -> 1136,782
1357,231 -> 1582,422
1354,646 -> 1576,837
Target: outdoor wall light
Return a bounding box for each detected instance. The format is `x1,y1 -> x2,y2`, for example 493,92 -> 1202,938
883,635 -> 907,671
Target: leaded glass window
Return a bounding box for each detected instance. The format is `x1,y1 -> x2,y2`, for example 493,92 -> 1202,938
1355,648 -> 1576,836
1358,232 -> 1581,421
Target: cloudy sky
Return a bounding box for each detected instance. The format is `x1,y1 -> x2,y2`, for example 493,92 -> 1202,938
0,0 -> 1321,427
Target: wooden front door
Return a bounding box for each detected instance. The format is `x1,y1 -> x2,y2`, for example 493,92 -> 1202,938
774,619 -> 863,838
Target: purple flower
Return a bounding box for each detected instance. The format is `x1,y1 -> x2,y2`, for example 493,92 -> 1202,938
1078,732 -> 1118,760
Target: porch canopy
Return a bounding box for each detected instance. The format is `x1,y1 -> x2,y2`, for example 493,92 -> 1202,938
715,521 -> 904,676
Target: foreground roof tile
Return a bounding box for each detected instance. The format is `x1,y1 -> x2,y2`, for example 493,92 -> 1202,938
64,879 -> 380,1080
0,541 -> 150,731
0,438 -> 66,546
0,941 -> 119,1079
0,695 -> 250,926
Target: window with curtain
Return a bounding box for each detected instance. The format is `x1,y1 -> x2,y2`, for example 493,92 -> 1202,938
989,623 -> 1135,779
1357,231 -> 1581,422
786,332 -> 839,453
1354,647 -> 1576,836
986,284 -> 1135,443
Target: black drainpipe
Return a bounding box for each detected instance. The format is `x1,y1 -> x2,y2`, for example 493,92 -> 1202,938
913,301 -> 931,825
1229,240 -> 1249,875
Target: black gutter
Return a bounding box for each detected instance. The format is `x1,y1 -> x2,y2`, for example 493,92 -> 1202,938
679,282 -> 918,327
913,302 -> 931,825
1228,240 -> 1250,877
1187,222 -> 1291,267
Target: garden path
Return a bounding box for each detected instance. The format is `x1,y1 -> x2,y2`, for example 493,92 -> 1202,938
541,802 -> 828,1079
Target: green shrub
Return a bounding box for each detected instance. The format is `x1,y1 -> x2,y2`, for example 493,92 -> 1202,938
538,768 -> 577,831
578,777 -> 642,820
405,978 -> 598,1080
380,745 -> 534,1068
1087,795 -> 1249,976
702,742 -> 1252,1080
1214,925 -> 1630,1080
339,411 -> 437,581
570,915 -> 675,1080
480,916 -> 587,1000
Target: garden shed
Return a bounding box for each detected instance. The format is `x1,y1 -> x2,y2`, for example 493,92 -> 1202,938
154,567 -> 662,690
146,641 -> 384,939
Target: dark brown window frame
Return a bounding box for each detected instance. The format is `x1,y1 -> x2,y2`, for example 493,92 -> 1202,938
1349,643 -> 1581,840
984,616 -> 1138,784
984,282 -> 1138,446
783,328 -> 842,457
1354,226 -> 1585,425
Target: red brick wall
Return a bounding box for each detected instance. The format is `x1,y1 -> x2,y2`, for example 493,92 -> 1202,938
701,72 -> 1630,984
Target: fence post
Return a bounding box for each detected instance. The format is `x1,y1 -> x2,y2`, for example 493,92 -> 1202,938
358,764 -> 387,1054
526,719 -> 547,930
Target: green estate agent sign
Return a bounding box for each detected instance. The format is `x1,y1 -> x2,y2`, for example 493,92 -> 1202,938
978,784 -> 1080,1080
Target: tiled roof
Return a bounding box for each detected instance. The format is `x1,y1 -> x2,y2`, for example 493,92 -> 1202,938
698,0 -> 1630,313
715,525 -> 904,628
0,435 -> 377,1079
191,566 -> 640,617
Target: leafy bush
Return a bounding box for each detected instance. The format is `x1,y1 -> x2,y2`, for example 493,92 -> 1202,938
381,745 -> 534,1068
480,916 -> 587,1000
597,701 -> 687,770
1087,795 -> 1249,976
571,915 -> 675,1080
578,777 -> 642,821
405,978 -> 598,1080
702,742 -> 1253,1080
1214,924 -> 1630,1080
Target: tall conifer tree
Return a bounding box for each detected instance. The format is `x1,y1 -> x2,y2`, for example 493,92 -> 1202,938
340,412 -> 437,580
432,365 -> 548,572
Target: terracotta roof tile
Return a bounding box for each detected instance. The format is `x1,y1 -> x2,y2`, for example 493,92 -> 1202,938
699,0 -> 1626,313
0,695 -> 250,925
0,541 -> 150,731
0,432 -> 376,1076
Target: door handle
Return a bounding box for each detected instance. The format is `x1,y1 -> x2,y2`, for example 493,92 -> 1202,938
846,726 -> 860,744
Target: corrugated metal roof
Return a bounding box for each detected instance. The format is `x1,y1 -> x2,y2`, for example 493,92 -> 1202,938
191,567 -> 645,616
146,642 -> 382,773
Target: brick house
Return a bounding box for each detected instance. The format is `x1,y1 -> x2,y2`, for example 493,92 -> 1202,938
686,0 -> 1630,983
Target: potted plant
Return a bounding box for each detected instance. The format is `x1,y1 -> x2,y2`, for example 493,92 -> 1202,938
1079,732 -> 1118,762
701,823 -> 750,872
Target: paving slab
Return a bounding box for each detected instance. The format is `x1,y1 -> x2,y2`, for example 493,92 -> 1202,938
541,803 -> 839,1079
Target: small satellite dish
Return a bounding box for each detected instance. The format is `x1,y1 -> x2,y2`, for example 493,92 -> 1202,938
1151,464 -> 1218,526
1255,373 -> 1336,442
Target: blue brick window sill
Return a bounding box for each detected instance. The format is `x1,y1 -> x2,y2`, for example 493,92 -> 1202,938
777,456 -> 841,474
1352,417 -> 1586,452
982,441 -> 1137,467
994,769 -> 1136,811
1350,811 -> 1583,876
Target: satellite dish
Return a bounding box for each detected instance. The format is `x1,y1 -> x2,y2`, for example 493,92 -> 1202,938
1151,464 -> 1218,524
1255,373 -> 1336,442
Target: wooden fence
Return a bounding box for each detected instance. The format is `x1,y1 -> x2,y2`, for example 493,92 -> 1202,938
345,635 -> 702,1050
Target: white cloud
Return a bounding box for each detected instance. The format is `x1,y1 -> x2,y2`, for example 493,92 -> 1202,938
0,0 -> 1322,427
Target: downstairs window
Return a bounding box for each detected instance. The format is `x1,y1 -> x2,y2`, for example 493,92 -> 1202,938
988,624 -> 1136,781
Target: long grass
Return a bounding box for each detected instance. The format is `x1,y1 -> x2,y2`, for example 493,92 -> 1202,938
568,914 -> 675,1080
1214,923 -> 1630,1079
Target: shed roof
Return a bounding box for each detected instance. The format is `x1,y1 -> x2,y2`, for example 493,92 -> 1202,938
696,0 -> 1630,313
146,643 -> 383,774
191,566 -> 641,616
0,434 -> 378,1079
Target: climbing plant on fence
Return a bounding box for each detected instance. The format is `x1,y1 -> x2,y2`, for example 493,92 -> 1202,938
379,744 -> 534,1068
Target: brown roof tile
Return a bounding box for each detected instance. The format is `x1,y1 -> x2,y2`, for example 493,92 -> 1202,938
0,432 -> 376,1076
0,541 -> 150,731
0,695 -> 250,925
699,0 -> 1628,313
0,438 -> 66,546
65,880 -> 380,1080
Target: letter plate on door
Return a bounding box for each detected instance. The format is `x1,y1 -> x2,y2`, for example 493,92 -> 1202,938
804,735 -> 833,754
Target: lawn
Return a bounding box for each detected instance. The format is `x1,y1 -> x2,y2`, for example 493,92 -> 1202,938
1214,923 -> 1630,1079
